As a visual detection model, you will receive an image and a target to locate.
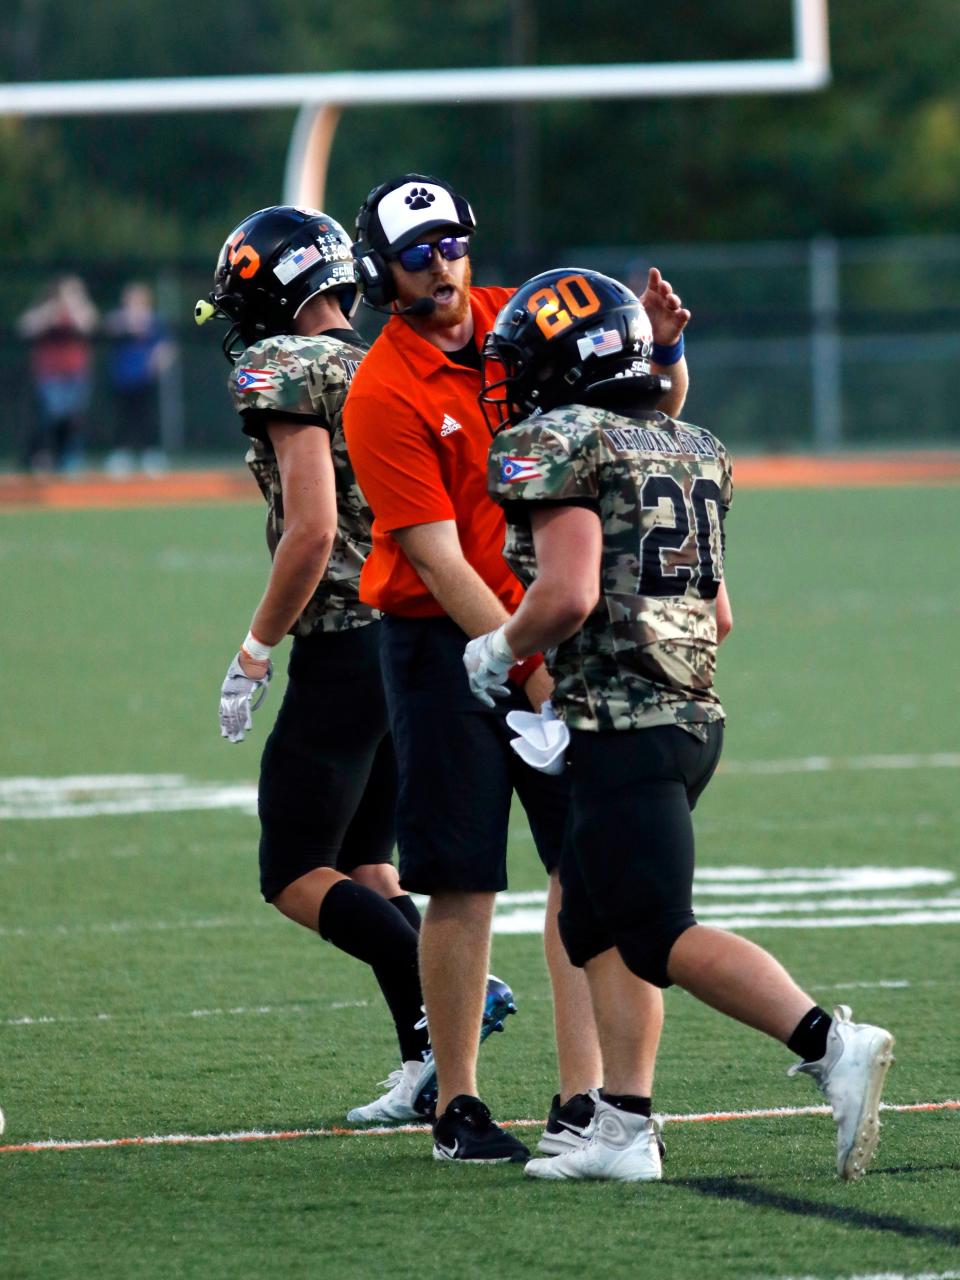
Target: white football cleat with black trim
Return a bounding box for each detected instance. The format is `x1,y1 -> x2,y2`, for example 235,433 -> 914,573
788,1003 -> 895,1180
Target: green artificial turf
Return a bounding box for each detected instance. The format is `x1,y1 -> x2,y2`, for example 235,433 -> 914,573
1,489 -> 958,1279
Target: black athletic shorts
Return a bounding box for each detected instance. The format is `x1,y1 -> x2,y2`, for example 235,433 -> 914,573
379,614 -> 569,895
558,721 -> 724,985
258,623 -> 397,901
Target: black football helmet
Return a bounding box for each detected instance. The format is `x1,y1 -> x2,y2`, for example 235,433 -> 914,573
479,268 -> 669,433
194,205 -> 358,360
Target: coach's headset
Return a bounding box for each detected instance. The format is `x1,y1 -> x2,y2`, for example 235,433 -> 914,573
352,173 -> 477,309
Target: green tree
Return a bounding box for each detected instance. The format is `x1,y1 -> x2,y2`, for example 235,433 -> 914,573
2,0 -> 959,262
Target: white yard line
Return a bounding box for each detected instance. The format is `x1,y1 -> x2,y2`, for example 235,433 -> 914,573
7,979 -> 946,1032
497,907 -> 960,933
3,866 -> 958,941
830,979 -> 913,990
0,915 -> 258,939
1,755 -> 959,819
2,1099 -> 956,1157
721,753 -> 960,775
683,910 -> 960,929
10,906 -> 959,941
768,1273 -> 960,1280
4,1000 -> 370,1029
692,867 -> 954,891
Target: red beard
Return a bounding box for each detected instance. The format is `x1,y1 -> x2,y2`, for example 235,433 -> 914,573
399,261 -> 472,330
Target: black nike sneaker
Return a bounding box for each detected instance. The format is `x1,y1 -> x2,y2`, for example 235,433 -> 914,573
432,1095 -> 530,1164
537,1091 -> 597,1155
537,1090 -> 667,1160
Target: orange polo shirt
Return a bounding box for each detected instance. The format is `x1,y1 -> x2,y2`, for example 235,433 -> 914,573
344,286 -> 523,618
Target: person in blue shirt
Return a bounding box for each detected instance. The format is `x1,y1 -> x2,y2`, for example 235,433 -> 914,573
105,282 -> 175,474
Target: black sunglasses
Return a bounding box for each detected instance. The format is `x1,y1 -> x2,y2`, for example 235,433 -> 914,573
393,235 -> 470,273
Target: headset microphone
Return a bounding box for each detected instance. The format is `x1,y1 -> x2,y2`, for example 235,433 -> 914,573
362,296 -> 437,318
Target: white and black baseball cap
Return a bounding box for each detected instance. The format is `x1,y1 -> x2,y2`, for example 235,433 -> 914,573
357,173 -> 476,255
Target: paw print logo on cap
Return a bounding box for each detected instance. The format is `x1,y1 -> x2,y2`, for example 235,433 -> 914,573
405,187 -> 436,211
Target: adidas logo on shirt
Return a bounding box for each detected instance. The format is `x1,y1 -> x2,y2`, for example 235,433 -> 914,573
440,413 -> 463,437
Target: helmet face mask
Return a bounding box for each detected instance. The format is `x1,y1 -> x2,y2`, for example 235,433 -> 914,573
479,269 -> 666,433
197,206 -> 358,360
478,335 -> 523,435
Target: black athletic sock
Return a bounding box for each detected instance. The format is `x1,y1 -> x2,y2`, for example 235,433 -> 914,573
599,1091 -> 652,1118
788,1005 -> 832,1063
318,880 -> 429,1063
390,893 -> 422,933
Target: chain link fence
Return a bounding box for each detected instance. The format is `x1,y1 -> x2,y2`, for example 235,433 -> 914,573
565,235 -> 960,452
3,234 -> 960,470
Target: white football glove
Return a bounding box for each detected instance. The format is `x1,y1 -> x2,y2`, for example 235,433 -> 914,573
463,625 -> 515,707
219,652 -> 272,743
505,700 -> 570,774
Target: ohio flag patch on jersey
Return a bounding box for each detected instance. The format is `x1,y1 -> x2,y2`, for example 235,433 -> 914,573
235,367 -> 281,394
500,456 -> 543,483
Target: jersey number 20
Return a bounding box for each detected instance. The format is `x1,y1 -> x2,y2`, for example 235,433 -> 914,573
638,475 -> 724,598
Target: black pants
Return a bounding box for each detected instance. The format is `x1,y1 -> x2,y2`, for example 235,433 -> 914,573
258,624 -> 397,901
379,614 -> 568,894
558,721 -> 724,988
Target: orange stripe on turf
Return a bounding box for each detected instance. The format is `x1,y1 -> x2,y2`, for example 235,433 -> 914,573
1,1099 -> 956,1155
3,454 -> 960,511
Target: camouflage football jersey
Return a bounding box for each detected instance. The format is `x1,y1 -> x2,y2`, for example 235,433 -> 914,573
229,332 -> 378,634
489,406 -> 733,735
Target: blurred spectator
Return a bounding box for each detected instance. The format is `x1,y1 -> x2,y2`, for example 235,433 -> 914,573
104,281 -> 175,475
17,276 -> 98,473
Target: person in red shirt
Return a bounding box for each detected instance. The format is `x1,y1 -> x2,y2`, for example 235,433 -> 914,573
344,173 -> 690,1163
17,276 -> 98,473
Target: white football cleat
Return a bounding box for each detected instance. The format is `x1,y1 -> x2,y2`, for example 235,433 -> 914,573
524,1099 -> 662,1182
346,1059 -> 430,1124
788,1004 -> 895,1181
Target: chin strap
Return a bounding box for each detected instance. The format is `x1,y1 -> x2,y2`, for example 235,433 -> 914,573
221,323 -> 247,364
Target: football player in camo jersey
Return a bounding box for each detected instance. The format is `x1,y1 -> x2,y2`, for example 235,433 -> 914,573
345,174 -> 690,1165
196,205 -> 435,1124
466,268 -> 895,1184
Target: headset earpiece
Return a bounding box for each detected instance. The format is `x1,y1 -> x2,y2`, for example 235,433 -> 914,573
353,181 -> 399,307
351,241 -> 397,307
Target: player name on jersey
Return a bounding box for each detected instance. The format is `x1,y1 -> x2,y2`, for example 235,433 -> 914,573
603,425 -> 720,458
